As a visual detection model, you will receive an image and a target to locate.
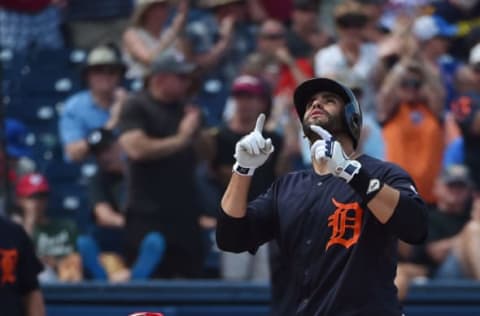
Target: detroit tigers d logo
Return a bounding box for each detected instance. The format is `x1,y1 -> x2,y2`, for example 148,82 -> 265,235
326,198 -> 363,250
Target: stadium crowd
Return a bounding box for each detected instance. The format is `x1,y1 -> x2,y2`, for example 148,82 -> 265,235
1,0 -> 480,313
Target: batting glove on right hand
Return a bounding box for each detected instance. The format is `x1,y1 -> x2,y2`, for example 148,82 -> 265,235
310,125 -> 361,183
233,113 -> 274,176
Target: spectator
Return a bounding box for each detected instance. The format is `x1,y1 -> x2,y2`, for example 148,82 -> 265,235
396,165 -> 474,300
378,59 -> 444,204
64,0 -> 132,50
201,74 -> 290,280
451,94 -> 480,190
427,0 -> 480,60
77,128 -> 165,281
186,0 -> 256,126
458,42 -> 480,93
0,216 -> 45,316
118,50 -> 204,278
59,44 -> 127,162
15,173 -> 82,282
314,0 -> 378,112
0,0 -> 64,51
286,0 -> 331,59
123,0 -> 189,80
247,0 -> 292,23
412,15 -> 462,110
0,118 -> 36,215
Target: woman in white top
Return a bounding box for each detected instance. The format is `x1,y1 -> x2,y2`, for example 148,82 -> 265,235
314,0 -> 377,112
123,0 -> 188,79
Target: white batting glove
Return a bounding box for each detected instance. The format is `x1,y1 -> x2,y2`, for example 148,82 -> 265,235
310,125 -> 361,183
233,113 -> 274,176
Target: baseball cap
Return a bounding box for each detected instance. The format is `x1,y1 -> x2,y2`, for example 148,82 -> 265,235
440,165 -> 472,186
147,50 -> 196,76
16,173 -> 50,198
469,43 -> 480,65
412,15 -> 457,41
231,75 -> 266,96
87,128 -> 116,154
5,118 -> 32,158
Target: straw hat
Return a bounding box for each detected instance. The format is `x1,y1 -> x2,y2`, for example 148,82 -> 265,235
130,0 -> 170,27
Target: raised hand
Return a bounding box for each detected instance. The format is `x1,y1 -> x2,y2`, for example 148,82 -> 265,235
233,113 -> 274,176
310,125 -> 361,182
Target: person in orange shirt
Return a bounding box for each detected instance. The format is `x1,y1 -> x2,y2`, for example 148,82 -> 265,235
377,59 -> 445,204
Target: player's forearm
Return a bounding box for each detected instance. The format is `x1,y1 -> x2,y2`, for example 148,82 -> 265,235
348,169 -> 428,243
221,173 -> 252,218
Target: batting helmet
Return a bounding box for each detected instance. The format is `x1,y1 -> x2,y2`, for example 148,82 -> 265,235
293,77 -> 363,149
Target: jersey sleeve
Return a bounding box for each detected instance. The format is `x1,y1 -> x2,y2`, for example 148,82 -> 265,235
16,225 -> 43,295
381,163 -> 428,244
216,183 -> 277,254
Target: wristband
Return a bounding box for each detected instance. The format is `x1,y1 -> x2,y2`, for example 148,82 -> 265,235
233,162 -> 255,176
348,168 -> 384,204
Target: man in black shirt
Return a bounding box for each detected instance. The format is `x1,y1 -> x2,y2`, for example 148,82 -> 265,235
216,77 -> 428,316
118,50 -> 204,278
0,216 -> 45,316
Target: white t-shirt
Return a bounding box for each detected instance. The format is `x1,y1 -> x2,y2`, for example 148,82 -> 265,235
315,43 -> 378,112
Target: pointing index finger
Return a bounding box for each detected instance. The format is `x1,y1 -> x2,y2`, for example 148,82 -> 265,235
310,125 -> 332,140
254,113 -> 266,133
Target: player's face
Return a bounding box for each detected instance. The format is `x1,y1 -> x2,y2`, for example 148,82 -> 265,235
303,92 -> 344,131
302,91 -> 346,142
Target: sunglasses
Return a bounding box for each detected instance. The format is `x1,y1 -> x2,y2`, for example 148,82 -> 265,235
401,78 -> 422,90
336,14 -> 368,29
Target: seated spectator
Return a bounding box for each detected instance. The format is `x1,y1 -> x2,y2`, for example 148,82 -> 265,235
450,93 -> 480,189
0,216 -> 45,316
77,128 -> 165,281
395,165 -> 474,300
59,44 -> 127,163
64,0 -> 132,50
123,0 -> 189,79
377,59 -> 444,204
0,0 -> 64,51
14,173 -> 82,283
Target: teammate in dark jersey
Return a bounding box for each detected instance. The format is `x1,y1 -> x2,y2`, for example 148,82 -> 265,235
216,77 -> 428,316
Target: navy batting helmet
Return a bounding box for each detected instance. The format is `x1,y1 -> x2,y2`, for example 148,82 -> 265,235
293,77 -> 363,149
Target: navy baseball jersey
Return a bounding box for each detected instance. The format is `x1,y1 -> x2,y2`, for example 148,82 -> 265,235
217,155 -> 427,316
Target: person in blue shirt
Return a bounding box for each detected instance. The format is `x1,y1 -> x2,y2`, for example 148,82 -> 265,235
59,44 -> 127,162
216,77 -> 428,316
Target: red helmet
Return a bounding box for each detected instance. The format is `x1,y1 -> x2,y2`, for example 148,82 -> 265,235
15,173 -> 50,198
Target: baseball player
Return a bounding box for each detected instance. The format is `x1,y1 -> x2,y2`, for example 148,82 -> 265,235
216,77 -> 428,316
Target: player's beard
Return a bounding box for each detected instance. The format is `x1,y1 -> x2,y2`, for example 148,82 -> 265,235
302,111 -> 346,143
